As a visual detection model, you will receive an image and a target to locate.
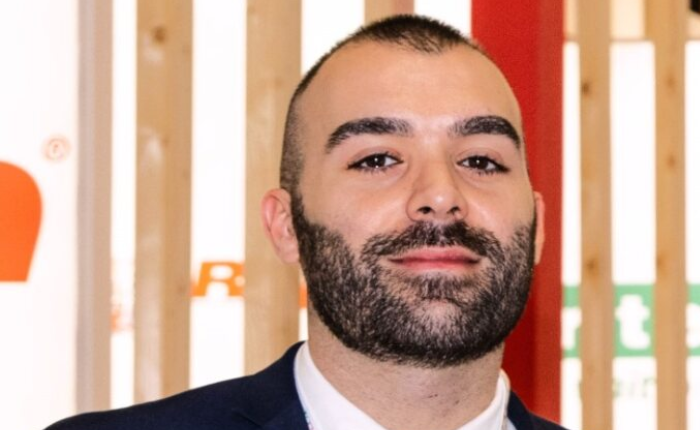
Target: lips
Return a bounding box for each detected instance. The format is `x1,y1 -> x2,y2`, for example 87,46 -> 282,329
386,247 -> 482,271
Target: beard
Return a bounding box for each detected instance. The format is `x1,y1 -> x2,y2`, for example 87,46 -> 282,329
291,195 -> 536,368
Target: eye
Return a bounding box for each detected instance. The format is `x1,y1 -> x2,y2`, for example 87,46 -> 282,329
348,152 -> 402,171
459,155 -> 508,174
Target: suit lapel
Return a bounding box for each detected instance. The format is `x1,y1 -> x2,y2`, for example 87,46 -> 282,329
232,342 -> 309,430
507,392 -> 536,430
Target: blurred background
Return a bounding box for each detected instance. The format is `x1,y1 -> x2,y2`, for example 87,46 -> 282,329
1,1 -> 699,429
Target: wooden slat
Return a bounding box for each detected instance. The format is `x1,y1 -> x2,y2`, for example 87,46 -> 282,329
364,0 -> 413,23
244,0 -> 301,375
568,0 -> 700,41
578,1 -> 614,429
567,0 -> 646,41
647,0 -> 688,429
76,0 -> 112,412
134,0 -> 193,402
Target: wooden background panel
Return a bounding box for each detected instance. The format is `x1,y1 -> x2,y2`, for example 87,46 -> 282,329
578,0 -> 614,429
647,0 -> 688,429
77,0 -> 112,413
567,0 -> 645,40
134,0 -> 193,402
365,0 -> 414,22
244,0 -> 302,375
568,0 -> 700,40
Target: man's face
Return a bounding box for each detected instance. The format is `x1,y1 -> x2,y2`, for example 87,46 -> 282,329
271,41 -> 544,367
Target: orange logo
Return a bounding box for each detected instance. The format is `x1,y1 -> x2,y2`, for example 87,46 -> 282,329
192,261 -> 308,308
192,261 -> 245,297
0,161 -> 42,282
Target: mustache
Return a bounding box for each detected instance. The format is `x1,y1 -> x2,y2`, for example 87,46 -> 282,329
361,221 -> 501,259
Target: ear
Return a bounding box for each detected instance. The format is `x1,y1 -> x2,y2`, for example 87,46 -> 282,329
533,191 -> 546,264
261,189 -> 299,264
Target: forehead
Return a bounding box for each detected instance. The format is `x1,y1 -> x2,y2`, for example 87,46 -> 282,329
296,41 -> 522,146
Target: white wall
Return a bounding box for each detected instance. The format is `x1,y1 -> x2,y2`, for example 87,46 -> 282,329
0,1 -> 79,429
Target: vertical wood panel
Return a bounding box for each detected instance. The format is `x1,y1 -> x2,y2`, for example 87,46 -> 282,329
77,0 -> 112,412
364,0 -> 413,23
578,1 -> 614,429
134,0 -> 193,402
565,0 -> 700,42
245,0 -> 301,375
647,0 -> 688,429
567,0 -> 648,41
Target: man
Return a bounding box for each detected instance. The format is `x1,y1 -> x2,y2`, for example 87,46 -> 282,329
47,15 -> 567,430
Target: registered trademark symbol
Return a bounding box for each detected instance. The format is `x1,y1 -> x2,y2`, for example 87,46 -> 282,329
43,136 -> 71,162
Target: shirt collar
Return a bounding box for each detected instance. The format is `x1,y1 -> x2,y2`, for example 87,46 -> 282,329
293,342 -> 515,430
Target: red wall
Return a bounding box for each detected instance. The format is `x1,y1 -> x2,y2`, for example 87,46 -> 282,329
472,0 -> 564,421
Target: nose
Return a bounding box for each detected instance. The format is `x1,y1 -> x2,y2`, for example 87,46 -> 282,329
406,162 -> 468,223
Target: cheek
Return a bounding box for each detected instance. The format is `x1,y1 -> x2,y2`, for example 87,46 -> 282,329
466,185 -> 534,238
329,197 -> 404,246
307,184 -> 409,250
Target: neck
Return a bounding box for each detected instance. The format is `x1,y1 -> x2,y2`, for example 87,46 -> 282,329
307,316 -> 504,430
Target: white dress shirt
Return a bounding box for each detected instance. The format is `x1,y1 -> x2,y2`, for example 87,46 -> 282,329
294,342 -> 517,430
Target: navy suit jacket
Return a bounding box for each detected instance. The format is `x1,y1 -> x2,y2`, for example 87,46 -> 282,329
46,343 -> 568,430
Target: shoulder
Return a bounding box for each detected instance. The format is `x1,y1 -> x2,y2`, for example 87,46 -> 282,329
43,376 -> 256,430
44,343 -> 305,430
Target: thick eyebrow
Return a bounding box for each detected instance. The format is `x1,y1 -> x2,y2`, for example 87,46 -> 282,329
326,117 -> 412,153
449,115 -> 521,149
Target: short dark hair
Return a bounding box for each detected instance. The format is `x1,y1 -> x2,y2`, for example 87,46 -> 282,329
280,15 -> 488,195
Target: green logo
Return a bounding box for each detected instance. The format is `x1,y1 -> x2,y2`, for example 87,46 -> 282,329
563,284 -> 700,358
